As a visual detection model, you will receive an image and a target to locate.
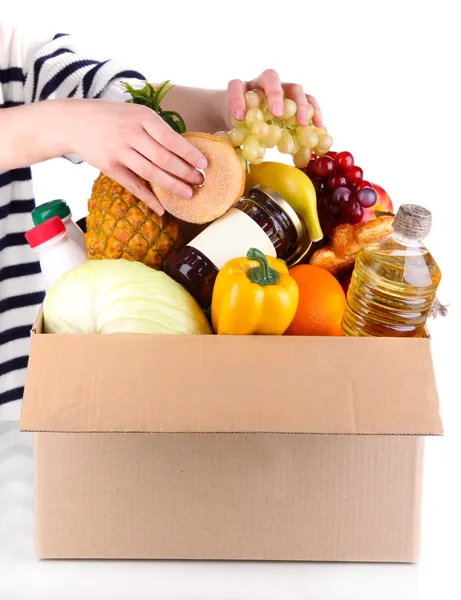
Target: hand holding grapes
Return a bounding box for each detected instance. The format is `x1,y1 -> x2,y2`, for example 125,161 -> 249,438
222,71 -> 379,231
220,69 -> 332,169
227,69 -> 322,128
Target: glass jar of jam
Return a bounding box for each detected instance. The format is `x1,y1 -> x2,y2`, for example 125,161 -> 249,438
164,185 -> 310,309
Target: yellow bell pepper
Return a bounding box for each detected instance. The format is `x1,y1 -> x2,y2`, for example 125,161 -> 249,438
245,161 -> 324,243
211,248 -> 299,335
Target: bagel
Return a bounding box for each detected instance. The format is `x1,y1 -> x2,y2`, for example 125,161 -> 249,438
152,132 -> 246,224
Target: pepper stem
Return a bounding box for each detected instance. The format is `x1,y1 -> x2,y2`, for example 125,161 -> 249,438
246,248 -> 279,286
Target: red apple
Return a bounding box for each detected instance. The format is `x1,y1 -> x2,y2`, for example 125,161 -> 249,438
357,183 -> 394,225
359,206 -> 376,224
373,183 -> 394,214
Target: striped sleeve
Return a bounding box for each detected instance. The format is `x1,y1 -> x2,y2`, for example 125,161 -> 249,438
1,23 -> 147,104
21,32 -> 146,103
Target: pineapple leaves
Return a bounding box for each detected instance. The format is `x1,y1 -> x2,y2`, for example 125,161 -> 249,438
152,80 -> 171,104
120,80 -> 187,134
121,81 -> 159,109
161,110 -> 186,134
157,84 -> 175,105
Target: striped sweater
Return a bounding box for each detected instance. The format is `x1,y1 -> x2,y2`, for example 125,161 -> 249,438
0,23 -> 145,421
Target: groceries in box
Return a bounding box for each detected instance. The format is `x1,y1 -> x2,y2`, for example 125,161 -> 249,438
21,81 -> 446,562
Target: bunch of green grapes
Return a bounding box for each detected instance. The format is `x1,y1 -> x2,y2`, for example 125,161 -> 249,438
215,90 -> 333,169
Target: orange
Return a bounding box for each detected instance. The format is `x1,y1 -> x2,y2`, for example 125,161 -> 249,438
285,265 -> 346,336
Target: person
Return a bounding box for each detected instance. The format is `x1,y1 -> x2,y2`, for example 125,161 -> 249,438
0,21 -> 322,420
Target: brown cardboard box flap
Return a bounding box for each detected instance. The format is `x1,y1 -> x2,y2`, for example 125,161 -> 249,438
20,316 -> 443,435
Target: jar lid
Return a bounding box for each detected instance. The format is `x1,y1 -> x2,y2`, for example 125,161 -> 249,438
32,200 -> 71,226
25,216 -> 66,248
249,185 -> 312,266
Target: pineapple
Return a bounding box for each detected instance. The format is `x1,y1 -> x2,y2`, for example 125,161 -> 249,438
85,174 -> 184,269
84,81 -> 187,270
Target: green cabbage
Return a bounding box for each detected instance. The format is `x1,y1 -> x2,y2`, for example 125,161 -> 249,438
43,259 -> 212,335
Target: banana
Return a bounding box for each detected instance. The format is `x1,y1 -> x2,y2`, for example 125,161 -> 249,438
245,162 -> 323,242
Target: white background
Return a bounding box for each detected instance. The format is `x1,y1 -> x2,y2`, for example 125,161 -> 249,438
1,0 -> 460,598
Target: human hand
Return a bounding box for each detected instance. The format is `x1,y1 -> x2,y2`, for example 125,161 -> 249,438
64,99 -> 208,215
226,69 -> 322,129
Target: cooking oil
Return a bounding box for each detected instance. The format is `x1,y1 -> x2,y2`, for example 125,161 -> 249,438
342,204 -> 441,337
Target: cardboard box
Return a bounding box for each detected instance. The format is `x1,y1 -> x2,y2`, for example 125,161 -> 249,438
20,311 -> 443,562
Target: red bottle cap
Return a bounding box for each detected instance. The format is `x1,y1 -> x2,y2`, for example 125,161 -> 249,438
25,215 -> 66,249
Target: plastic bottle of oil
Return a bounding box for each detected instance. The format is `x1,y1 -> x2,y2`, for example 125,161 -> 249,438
342,204 -> 441,337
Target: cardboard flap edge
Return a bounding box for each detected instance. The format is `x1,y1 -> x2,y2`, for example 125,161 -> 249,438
20,333 -> 443,436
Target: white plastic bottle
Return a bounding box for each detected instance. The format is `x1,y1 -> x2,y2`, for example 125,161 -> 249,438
31,199 -> 86,251
25,216 -> 87,290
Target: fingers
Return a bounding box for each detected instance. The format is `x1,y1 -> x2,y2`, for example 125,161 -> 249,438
257,69 -> 284,117
124,148 -> 194,200
105,164 -> 165,216
307,94 -> 323,127
227,79 -> 247,121
283,83 -> 310,125
135,133 -> 204,187
245,70 -> 323,126
143,114 -> 208,170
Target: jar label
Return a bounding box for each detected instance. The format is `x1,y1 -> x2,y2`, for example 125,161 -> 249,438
187,208 -> 276,270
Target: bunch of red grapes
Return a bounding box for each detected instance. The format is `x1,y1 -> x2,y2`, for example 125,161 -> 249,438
303,151 -> 377,230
